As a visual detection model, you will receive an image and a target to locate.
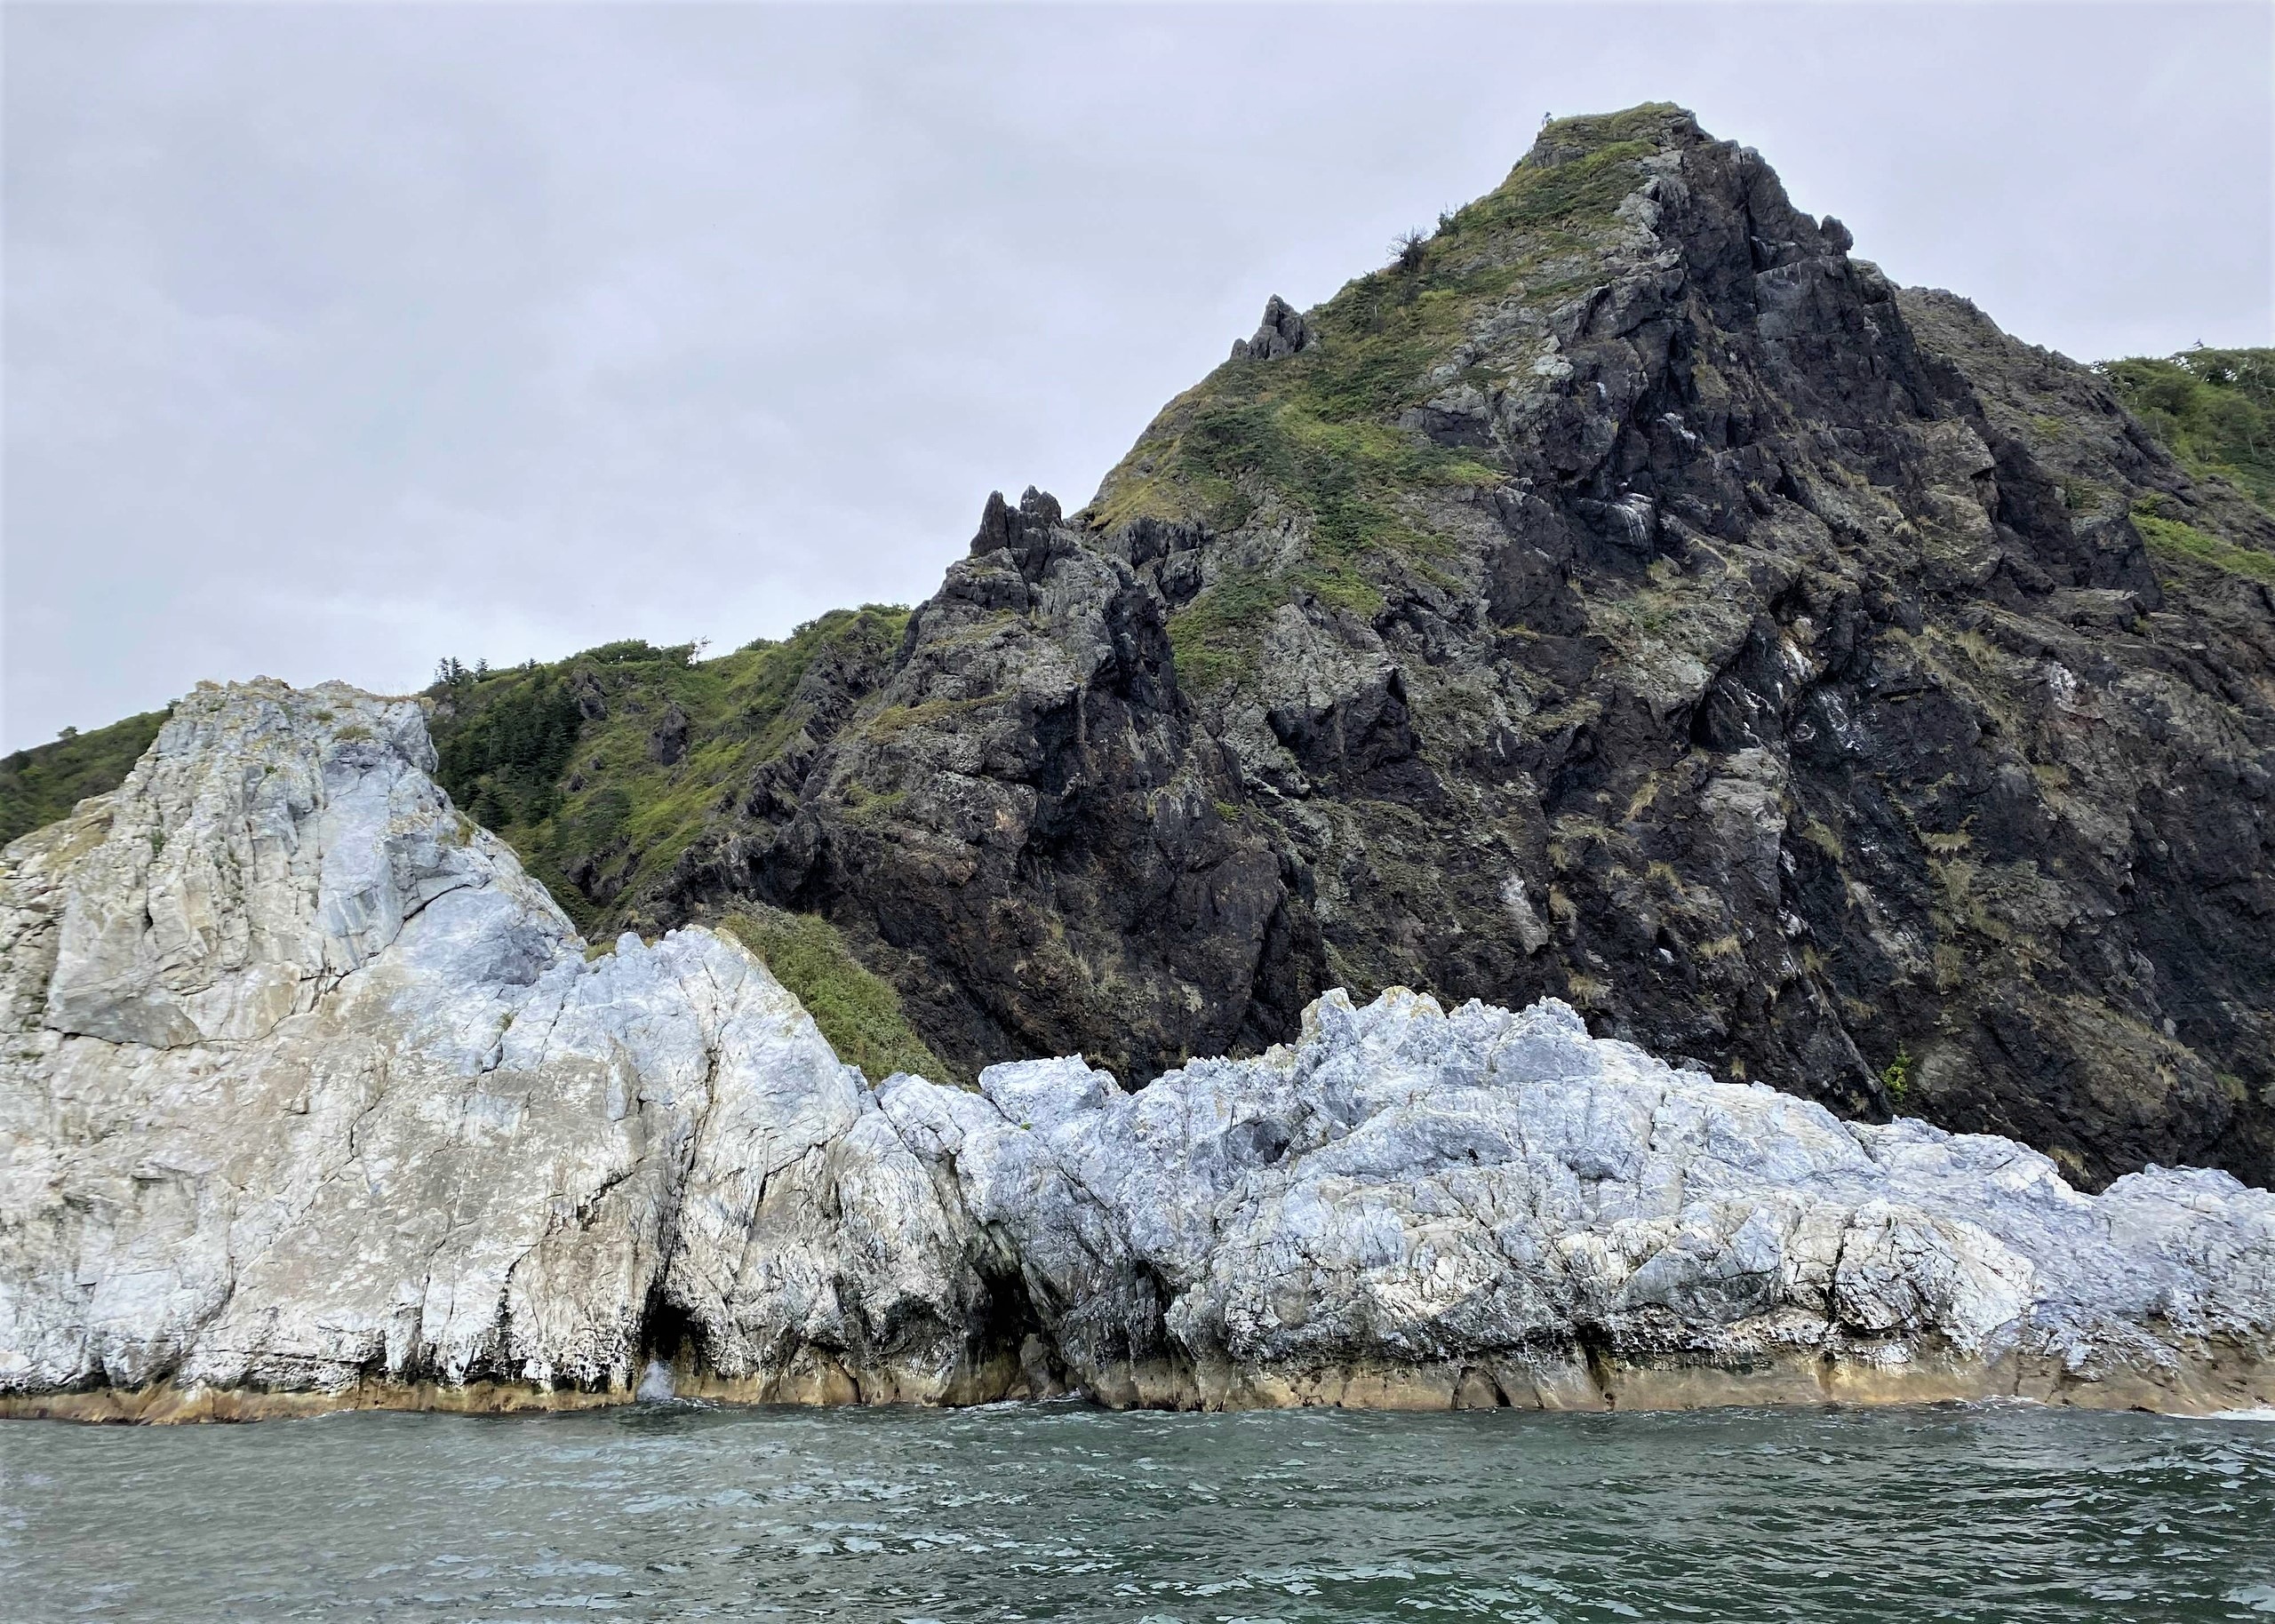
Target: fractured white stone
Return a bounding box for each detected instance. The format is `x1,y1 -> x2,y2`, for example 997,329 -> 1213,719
1,680 -> 2267,1414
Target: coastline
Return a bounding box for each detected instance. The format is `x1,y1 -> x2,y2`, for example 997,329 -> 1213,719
8,689 -> 2270,1437
10,1340 -> 2268,1425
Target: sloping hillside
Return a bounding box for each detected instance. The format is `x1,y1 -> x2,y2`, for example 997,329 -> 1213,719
11,106 -> 2272,1188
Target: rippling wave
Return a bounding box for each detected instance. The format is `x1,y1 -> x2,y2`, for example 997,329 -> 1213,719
4,1401 -> 2272,1620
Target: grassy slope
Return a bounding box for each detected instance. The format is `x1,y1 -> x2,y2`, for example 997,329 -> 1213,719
1089,107 -> 1669,694
2132,499 -> 2275,586
2100,349 -> 2275,507
716,906 -> 948,1083
0,710 -> 170,846
2093,348 -> 2275,589
428,609 -> 908,936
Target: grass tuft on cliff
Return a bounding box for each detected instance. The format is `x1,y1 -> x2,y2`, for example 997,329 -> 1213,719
717,905 -> 948,1083
2132,498 -> 2275,586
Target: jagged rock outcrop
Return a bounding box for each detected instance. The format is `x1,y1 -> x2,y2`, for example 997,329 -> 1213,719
1231,294 -> 1314,362
2,684 -> 2269,1419
616,104 -> 2273,1194
879,986 -> 2273,1414
738,484 -> 1297,1072
0,682 -> 1008,1415
7,107 -> 2272,1235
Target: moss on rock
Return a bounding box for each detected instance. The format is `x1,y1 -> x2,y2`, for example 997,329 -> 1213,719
717,905 -> 948,1084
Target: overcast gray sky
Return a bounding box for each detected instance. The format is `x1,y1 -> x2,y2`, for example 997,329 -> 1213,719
5,3 -> 2270,750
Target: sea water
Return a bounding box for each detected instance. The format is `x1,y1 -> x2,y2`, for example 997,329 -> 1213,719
4,1400 -> 2271,1621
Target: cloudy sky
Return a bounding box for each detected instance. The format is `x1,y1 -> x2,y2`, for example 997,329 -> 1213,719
5,3 -> 2269,750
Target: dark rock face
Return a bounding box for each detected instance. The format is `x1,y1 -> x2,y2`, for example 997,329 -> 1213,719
1231,294 -> 1314,362
648,704 -> 690,767
625,106 -> 2272,1190
663,486 -> 1305,1074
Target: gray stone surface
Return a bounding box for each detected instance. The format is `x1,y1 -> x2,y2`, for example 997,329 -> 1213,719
888,989 -> 2274,1411
1230,293 -> 1313,362
0,681 -> 991,1409
2,683 -> 2268,1418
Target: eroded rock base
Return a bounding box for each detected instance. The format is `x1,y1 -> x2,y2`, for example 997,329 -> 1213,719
7,685 -> 2271,1428
13,1341 -> 2269,1424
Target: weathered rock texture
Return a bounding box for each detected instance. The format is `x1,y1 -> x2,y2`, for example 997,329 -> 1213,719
4,683 -> 2269,1420
394,105 -> 2273,1195
0,683 -> 1010,1414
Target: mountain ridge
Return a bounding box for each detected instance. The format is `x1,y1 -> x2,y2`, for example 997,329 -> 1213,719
8,104 -> 2273,1192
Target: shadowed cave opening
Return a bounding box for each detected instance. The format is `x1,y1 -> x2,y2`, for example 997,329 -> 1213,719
635,1286 -> 705,1398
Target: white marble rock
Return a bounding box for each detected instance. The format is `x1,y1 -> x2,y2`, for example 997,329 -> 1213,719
1,681 -> 2267,1416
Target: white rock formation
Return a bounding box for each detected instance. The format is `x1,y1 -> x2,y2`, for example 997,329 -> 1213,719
0,681 -> 992,1416
883,994 -> 2274,1412
1,681 -> 2269,1419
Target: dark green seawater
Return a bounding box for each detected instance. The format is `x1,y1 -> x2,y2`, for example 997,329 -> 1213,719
4,1402 -> 2271,1621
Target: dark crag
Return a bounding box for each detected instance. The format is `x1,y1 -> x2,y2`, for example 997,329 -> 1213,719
634,104 -> 2272,1190
500,107 -> 2275,1187
20,105 -> 2268,1190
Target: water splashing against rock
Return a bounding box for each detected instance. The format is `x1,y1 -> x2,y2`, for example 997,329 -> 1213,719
635,1360 -> 676,1404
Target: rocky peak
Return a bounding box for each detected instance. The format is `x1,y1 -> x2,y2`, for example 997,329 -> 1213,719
20,106 -> 2266,1196
1521,101 -> 1710,168
729,102 -> 2271,1189
1230,294 -> 1313,362
968,484 -> 1067,561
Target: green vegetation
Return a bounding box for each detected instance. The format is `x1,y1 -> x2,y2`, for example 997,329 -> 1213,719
717,905 -> 948,1083
2100,348 -> 2275,506
2131,498 -> 2275,587
1165,559 -> 1401,694
577,639 -> 700,665
0,709 -> 171,847
1881,1044 -> 1914,1108
1457,135 -> 1660,236
435,675 -> 583,828
427,607 -> 910,934
1092,113 -> 1665,696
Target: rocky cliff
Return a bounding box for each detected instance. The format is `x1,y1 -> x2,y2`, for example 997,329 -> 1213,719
10,104 -> 2274,1198
446,104 -> 2274,1191
3,682 -> 2270,1419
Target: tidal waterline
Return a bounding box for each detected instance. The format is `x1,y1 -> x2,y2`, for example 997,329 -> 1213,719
4,1402 -> 2271,1621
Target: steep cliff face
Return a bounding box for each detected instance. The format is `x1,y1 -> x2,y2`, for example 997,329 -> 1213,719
0,682 -> 1010,1410
634,106 -> 2275,1189
9,106 -> 2271,1193
5,681 -> 2270,1420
